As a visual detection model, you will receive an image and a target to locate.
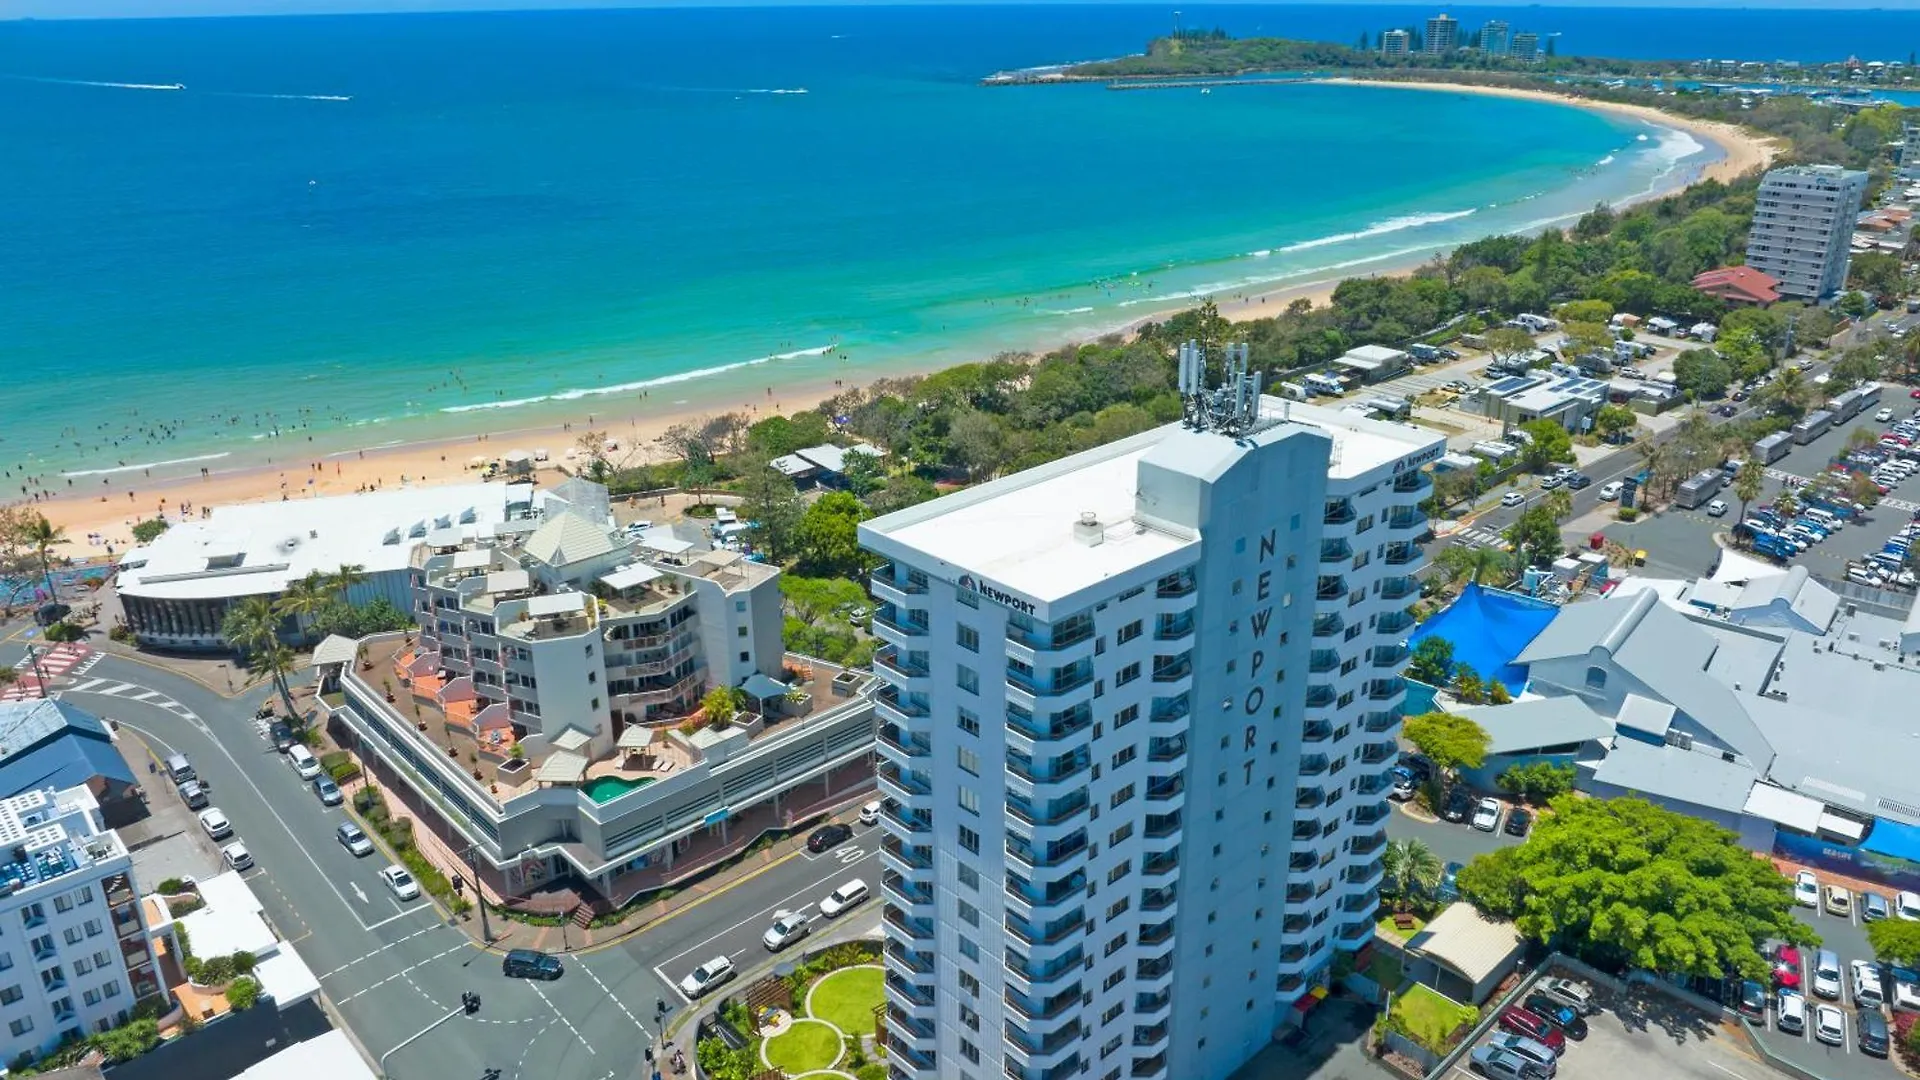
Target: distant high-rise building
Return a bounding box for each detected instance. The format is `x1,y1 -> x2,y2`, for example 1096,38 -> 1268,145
1510,31 -> 1540,63
860,353 -> 1440,1080
1380,29 -> 1412,57
1902,124 -> 1920,181
1425,13 -> 1459,55
1745,164 -> 1870,300
1480,19 -> 1511,55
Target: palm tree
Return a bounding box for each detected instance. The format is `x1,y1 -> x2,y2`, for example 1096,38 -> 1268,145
1733,460 -> 1766,528
254,643 -> 300,720
22,513 -> 66,601
221,596 -> 298,715
1635,438 -> 1668,502
328,563 -> 368,601
1382,838 -> 1444,910
1763,366 -> 1813,418
274,571 -> 333,644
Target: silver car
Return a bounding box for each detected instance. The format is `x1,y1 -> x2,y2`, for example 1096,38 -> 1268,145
762,911 -> 811,952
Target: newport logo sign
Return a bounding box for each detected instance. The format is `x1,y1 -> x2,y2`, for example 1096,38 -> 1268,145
957,574 -> 1037,615
1392,445 -> 1444,474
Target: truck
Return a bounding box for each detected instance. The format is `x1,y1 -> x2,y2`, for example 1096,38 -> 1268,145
1675,469 -> 1726,510
1754,432 -> 1792,464
1469,440 -> 1519,463
1791,409 -> 1834,446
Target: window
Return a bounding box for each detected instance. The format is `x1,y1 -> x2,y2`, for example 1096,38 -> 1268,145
83,988 -> 99,1007
1115,662 -> 1141,687
1111,746 -> 1136,769
1104,968 -> 1126,991
9,1018 -> 30,1038
1102,1002 -> 1125,1024
958,969 -> 980,997
960,1039 -> 980,1064
956,666 -> 978,695
52,896 -> 72,914
1104,933 -> 1128,957
1107,897 -> 1130,920
0,953 -> 12,972
102,981 -> 118,999
958,900 -> 979,927
1114,703 -> 1138,729
958,865 -> 979,891
64,928 -> 82,946
73,958 -> 90,976
76,887 -> 92,906
959,1003 -> 980,1031
83,920 -> 100,939
737,652 -> 748,663
1109,823 -> 1133,846
0,986 -> 17,1005
1107,860 -> 1132,885
957,746 -> 979,776
958,825 -> 980,855
1110,784 -> 1134,809
957,708 -> 979,737
958,788 -> 979,816
1586,666 -> 1608,689
92,952 -> 108,969
1117,620 -> 1143,645
957,624 -> 979,652
957,588 -> 978,608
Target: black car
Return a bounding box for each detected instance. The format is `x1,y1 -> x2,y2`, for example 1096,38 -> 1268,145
806,823 -> 854,853
1441,787 -> 1474,823
1565,473 -> 1592,491
1522,994 -> 1589,1040
1858,1006 -> 1889,1056
1504,807 -> 1533,837
503,948 -> 563,981
268,719 -> 294,753
1735,980 -> 1766,1024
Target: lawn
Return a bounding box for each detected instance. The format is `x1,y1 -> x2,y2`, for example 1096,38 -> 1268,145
763,1019 -> 842,1073
1388,983 -> 1477,1054
808,965 -> 886,1037
1365,950 -> 1405,992
1376,913 -> 1426,940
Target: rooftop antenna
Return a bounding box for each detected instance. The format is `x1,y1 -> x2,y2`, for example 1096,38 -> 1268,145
1178,340 -> 1264,437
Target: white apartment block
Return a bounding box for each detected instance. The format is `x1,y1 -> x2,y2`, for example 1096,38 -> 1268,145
1479,19 -> 1510,55
1424,14 -> 1459,55
859,385 -> 1442,1080
0,786 -> 161,1063
1902,124 -> 1920,181
1380,29 -> 1411,57
1745,164 -> 1869,301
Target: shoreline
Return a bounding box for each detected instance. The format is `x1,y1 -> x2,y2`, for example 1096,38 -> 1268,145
25,79 -> 1772,563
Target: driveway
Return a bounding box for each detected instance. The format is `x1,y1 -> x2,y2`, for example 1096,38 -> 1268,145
1227,998 -> 1385,1080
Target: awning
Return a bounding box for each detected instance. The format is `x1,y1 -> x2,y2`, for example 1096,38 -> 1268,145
310,634 -> 359,668
552,726 -> 593,753
1743,783 -> 1825,834
1819,812 -> 1868,841
534,750 -> 588,785
1291,984 -> 1329,1014
255,945 -> 321,1009
1860,816 -> 1920,860
452,549 -> 491,570
485,570 -> 531,594
741,673 -> 790,701
617,726 -> 655,750
640,536 -> 695,556
526,592 -> 587,618
429,528 -> 468,549
600,565 -> 662,591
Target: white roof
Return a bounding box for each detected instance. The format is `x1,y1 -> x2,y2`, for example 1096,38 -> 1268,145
427,527 -> 467,548
1820,812 -> 1866,840
1406,903 -> 1524,985
118,483 -> 511,602
1339,344 -> 1410,370
310,634 -> 359,667
551,726 -> 593,752
600,564 -> 662,591
617,725 -> 655,749
641,535 -> 695,556
524,512 -> 619,567
794,443 -> 881,475
254,942 -> 320,1008
771,454 -> 816,478
235,1031 -> 376,1080
1744,783 -> 1826,833
451,549 -> 492,570
485,569 -> 531,594
534,750 -> 588,785
525,592 -> 587,618
176,870 -> 277,959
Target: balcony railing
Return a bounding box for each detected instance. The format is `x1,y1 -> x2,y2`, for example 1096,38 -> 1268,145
1139,918 -> 1174,946
1315,578 -> 1346,601
1005,945 -> 1084,985
1283,915 -> 1311,934
1353,801 -> 1389,825
1007,665 -> 1093,698
879,763 -> 932,796
1324,502 -> 1356,525
1149,695 -> 1189,724
887,972 -> 935,1007
877,686 -> 930,718
1142,849 -> 1179,877
1135,989 -> 1171,1015
1155,572 -> 1196,599
879,724 -> 932,758
874,564 -> 930,594
1149,658 -> 1192,683
886,944 -> 935,975
883,872 -> 934,906
885,907 -> 935,940
1141,885 -> 1177,912
1350,830 -> 1388,856
1006,830 -> 1089,870
873,607 -> 929,637
1299,755 -> 1329,776
1006,1019 -> 1084,1057
1320,540 -> 1352,564
1393,471 -> 1432,494
1007,790 -> 1090,828
881,837 -> 934,870
875,648 -> 931,679
1363,711 -> 1398,733
1292,821 -> 1318,841
1359,742 -> 1396,765
1377,609 -> 1416,634
1145,776 -> 1183,802
1131,1053 -> 1169,1079
884,803 -> 933,834
1007,704 -> 1093,743
1309,649 -> 1339,673
1288,853 -> 1317,872
1005,984 -> 1084,1023
1135,953 -> 1173,981
1006,870 -> 1087,908
1312,614 -> 1343,638
1371,644 -> 1409,669
1380,577 -> 1419,600
1384,545 -> 1418,566
1009,617 -> 1094,652
1303,720 -> 1333,743
1006,909 -> 1085,946
1007,749 -> 1090,786
1305,686 -> 1335,709
1153,615 -> 1194,642
1340,889 -> 1381,914
1366,677 -> 1406,701
1387,509 -> 1427,531
1296,788 -> 1325,809
1147,735 -> 1186,763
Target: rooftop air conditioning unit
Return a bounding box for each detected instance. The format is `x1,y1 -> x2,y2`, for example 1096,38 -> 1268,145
1666,730 -> 1694,750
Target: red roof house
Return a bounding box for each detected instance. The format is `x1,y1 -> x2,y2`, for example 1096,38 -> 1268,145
1692,266 -> 1781,306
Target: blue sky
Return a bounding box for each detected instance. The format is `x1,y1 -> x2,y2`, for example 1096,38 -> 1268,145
13,0 -> 1920,21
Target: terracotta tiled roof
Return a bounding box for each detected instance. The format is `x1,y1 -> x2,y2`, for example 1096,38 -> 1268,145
1692,265 -> 1781,305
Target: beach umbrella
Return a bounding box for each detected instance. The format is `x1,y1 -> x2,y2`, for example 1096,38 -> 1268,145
468,455 -> 488,468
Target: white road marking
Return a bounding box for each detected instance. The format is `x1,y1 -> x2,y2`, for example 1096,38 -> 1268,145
658,860 -> 868,971
512,1019 -> 557,1080
1707,1061 -> 1763,1080
351,883 -> 368,904
319,925 -> 440,978
576,961 -> 647,1034
654,964 -> 691,1005
531,982 -> 596,1055
333,941 -> 470,1003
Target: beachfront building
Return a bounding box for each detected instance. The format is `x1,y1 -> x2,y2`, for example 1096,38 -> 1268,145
1692,266 -> 1783,306
0,785 -> 164,1066
1902,124 -> 1920,181
1479,19 -> 1510,55
115,482 -> 535,651
857,367 -> 1442,1080
324,512 -> 879,915
1380,29 -> 1411,57
1745,165 -> 1870,301
1509,32 -> 1540,63
1424,14 -> 1459,56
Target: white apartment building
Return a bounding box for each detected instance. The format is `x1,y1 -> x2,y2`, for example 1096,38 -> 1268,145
1380,29 -> 1411,57
1745,164 -> 1870,301
1479,19 -> 1510,55
1424,13 -> 1459,55
1902,124 -> 1920,181
1509,32 -> 1539,63
859,379 -> 1442,1080
0,786 -> 161,1064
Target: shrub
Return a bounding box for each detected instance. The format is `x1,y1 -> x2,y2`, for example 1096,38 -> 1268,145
321,750 -> 360,783
230,950 -> 257,975
157,877 -> 191,895
1616,506 -> 1640,522
41,622 -> 84,643
108,624 -> 136,644
855,1064 -> 887,1080
130,518 -> 170,543
226,976 -> 260,1011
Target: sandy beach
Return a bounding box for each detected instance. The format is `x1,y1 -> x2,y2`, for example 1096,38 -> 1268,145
25,79 -> 1775,564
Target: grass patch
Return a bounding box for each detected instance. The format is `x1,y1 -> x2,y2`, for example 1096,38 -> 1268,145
1366,950 -> 1405,992
1376,913 -> 1426,940
807,966 -> 885,1036
763,1019 -> 841,1074
1388,983 -> 1477,1054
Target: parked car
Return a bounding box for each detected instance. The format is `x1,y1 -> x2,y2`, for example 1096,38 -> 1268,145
1851,960 -> 1884,1008
380,864 -> 420,901
1533,976 -> 1596,1016
1735,980 -> 1767,1024
1812,950 -> 1842,999
1776,989 -> 1806,1035
1858,1007 -> 1889,1056
268,719 -> 294,753
1706,500 -> 1728,517
1468,1045 -> 1550,1080
1504,807 -> 1533,837
1772,943 -> 1802,989
177,780 -> 209,810
819,879 -> 869,918
763,911 -> 812,951
1814,1003 -> 1846,1046
858,801 -> 882,826
1824,885 -> 1852,917
1523,993 -> 1590,1040
337,821 -> 374,857
1436,861 -> 1464,903
221,842 -> 253,872
1889,965 -> 1920,1012
1497,1008 -> 1566,1054
1565,473 -> 1592,491
679,955 -> 735,998
1472,798 -> 1503,832
198,807 -> 232,841
1793,870 -> 1820,907
1863,892 -> 1891,922
1442,788 -> 1474,823
313,775 -> 342,806
806,823 -> 853,853
1390,767 -> 1417,801
503,949 -> 563,981
1486,1032 -> 1559,1074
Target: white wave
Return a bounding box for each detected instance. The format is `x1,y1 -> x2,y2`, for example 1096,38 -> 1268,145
6,75 -> 184,91
1277,209 -> 1477,254
1249,249 -> 1272,258
256,93 -> 351,102
439,345 -> 837,415
1041,306 -> 1095,316
62,452 -> 229,478
1596,154 -> 1616,166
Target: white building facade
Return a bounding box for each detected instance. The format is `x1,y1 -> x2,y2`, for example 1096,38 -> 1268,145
859,394 -> 1441,1080
1745,164 -> 1870,301
0,787 -> 162,1064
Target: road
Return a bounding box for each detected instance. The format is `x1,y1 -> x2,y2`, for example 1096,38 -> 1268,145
0,646 -> 879,1080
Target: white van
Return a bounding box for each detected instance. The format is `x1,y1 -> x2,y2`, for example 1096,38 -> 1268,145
288,744 -> 322,780
819,878 -> 869,918
1803,508 -> 1840,530
1853,960 -> 1885,1008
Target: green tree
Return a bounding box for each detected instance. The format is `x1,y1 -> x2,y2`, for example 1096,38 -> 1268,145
1593,404 -> 1638,445
1407,637 -> 1455,685
1866,918 -> 1920,966
1555,299 -> 1614,326
1401,711 -> 1490,773
1454,796 -> 1816,979
1716,326 -> 1771,382
1761,365 -> 1814,418
1672,348 -> 1733,398
1452,666 -> 1486,704
794,491 -> 871,579
1733,460 -> 1766,524
1382,838 -> 1444,907
20,513 -> 66,601
1496,761 -> 1576,803
947,408 -> 1011,481
736,461 -> 806,563
1831,345 -> 1886,388
221,597 -> 299,718
744,412 -> 832,459
1505,504 -> 1564,567
700,685 -> 743,726
1517,419 -> 1575,472
1433,544 -> 1512,590
1483,326 -> 1537,369
130,518 -> 170,544
1848,251 -> 1904,298
274,571 -> 333,644
841,449 -> 885,500
779,575 -> 868,626
1560,320 -> 1615,362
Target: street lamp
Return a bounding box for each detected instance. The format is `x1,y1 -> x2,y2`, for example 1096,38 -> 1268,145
464,844 -> 493,945
24,646 -> 49,700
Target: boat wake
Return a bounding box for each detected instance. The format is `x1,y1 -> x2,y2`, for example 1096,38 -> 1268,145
5,74 -> 184,91
62,452 -> 229,479
1278,209 -> 1477,254
439,345 -> 837,415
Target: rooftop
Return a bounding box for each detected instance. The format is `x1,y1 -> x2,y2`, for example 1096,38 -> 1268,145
1453,696 -> 1613,755
1406,903 -> 1525,986
0,786 -> 122,896
1590,738 -> 1759,816
119,483 -> 522,601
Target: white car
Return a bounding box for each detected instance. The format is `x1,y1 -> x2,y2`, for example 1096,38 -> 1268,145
1878,407 -> 1897,422
1471,798 -> 1503,832
198,808 -> 233,841
1897,890 -> 1920,921
380,864 -> 420,901
1501,492 -> 1526,507
762,911 -> 812,951
221,842 -> 253,871
680,955 -> 734,998
1793,870 -> 1820,908
859,800 -> 882,827
1599,481 -> 1623,501
1776,989 -> 1806,1035
1814,1003 -> 1845,1046
819,878 -> 870,918
1705,500 -> 1728,517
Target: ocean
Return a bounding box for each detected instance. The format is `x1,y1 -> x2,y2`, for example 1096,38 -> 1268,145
0,5 -> 1738,483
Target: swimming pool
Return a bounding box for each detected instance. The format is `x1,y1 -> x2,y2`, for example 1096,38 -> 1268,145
581,775 -> 657,803
1407,583 -> 1559,695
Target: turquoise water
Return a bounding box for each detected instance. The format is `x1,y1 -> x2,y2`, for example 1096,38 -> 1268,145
0,8 -> 1715,484
581,774 -> 656,804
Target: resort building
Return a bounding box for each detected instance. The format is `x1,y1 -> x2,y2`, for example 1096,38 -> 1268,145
857,371 -> 1442,1080
1462,374 -> 1609,434
115,482 -> 535,651
1692,265 -> 1782,306
1424,14 -> 1459,55
323,510 -> 879,916
1479,19 -> 1510,55
0,785 -> 163,1064
1380,29 -> 1411,57
1509,32 -> 1539,63
1744,164 -> 1870,301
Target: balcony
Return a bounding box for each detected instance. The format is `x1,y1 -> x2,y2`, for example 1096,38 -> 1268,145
878,763 -> 933,798
1315,577 -> 1346,601
1302,720 -> 1333,743
1298,755 -> 1329,777
1145,775 -> 1183,803
1292,820 -> 1318,841
1006,983 -> 1084,1023
877,686 -> 930,719
1320,539 -> 1352,564
886,944 -> 935,976
1007,662 -> 1093,700
883,803 -> 933,835
1380,576 -> 1419,601
873,563 -> 930,595
1141,884 -> 1177,912
1007,703 -> 1092,744
1132,1054 -> 1169,1080
887,972 -> 935,1008
1359,741 -> 1396,765
1006,909 -> 1085,947
1008,748 -> 1090,787
884,907 -> 935,941
1309,649 -> 1339,674
1350,830 -> 1387,856
1007,790 -> 1090,829
874,647 -> 931,680
1131,1020 -> 1169,1048
1007,1054 -> 1084,1080
1006,830 -> 1089,871
883,872 -> 934,908
1377,608 -> 1416,635
1288,853 -> 1317,873
120,937 -> 152,967
1340,889 -> 1381,914
1149,695 -> 1190,724
1387,508 -> 1427,533
1323,500 -> 1355,526
1338,919 -> 1374,943
1006,1019 -> 1083,1058
1283,914 -> 1311,934
1344,860 -> 1386,887
1008,614 -> 1094,653
1136,989 -> 1171,1016
1304,686 -> 1335,709
888,1011 -> 937,1046
1312,614 -> 1344,638
1155,571 -> 1196,599
872,606 -> 929,639
1393,471 -> 1432,494
878,724 -> 932,760
1153,614 -> 1195,642
881,837 -> 934,872
1147,735 -> 1186,764
1384,544 -> 1419,566
1286,884 -> 1313,904
1366,677 -> 1406,701
1139,918 -> 1174,946
1363,711 -> 1398,733
1006,870 -> 1087,910
1296,788 -> 1325,809
1371,644 -> 1409,669
1142,848 -> 1179,878
1149,657 -> 1192,683
1353,801 -> 1389,826
1135,952 -> 1173,982
1005,945 -> 1084,987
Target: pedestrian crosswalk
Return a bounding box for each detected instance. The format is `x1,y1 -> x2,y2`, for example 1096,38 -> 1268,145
1452,526 -> 1506,549
62,677 -> 200,721
0,644 -> 94,701
1762,468 -> 1919,513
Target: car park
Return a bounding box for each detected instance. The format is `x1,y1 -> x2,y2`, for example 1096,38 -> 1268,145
1863,891 -> 1890,922
503,949 -> 563,980
337,822 -> 375,857
313,775 -> 342,805
679,955 -> 734,998
1815,1003 -> 1846,1045
807,823 -> 853,853
222,842 -> 253,871
1772,943 -> 1802,989
1497,1008 -> 1566,1054
763,911 -> 812,951
1468,1045 -> 1550,1080
1706,500 -> 1728,517
1793,871 -> 1819,907
1851,960 -> 1884,1008
199,807 -> 232,840
1534,976 -> 1596,1016
1472,798 -> 1503,832
819,878 -> 869,918
1442,788 -> 1474,822
1776,989 -> 1806,1034
1522,993 -> 1590,1040
380,864 -> 420,901
1736,980 -> 1767,1024
1504,807 -> 1533,837
1487,1032 -> 1559,1073
1823,885 -> 1851,917
1502,492 -> 1526,507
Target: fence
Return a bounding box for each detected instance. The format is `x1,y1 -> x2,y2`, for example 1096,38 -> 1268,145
1812,572 -> 1914,620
